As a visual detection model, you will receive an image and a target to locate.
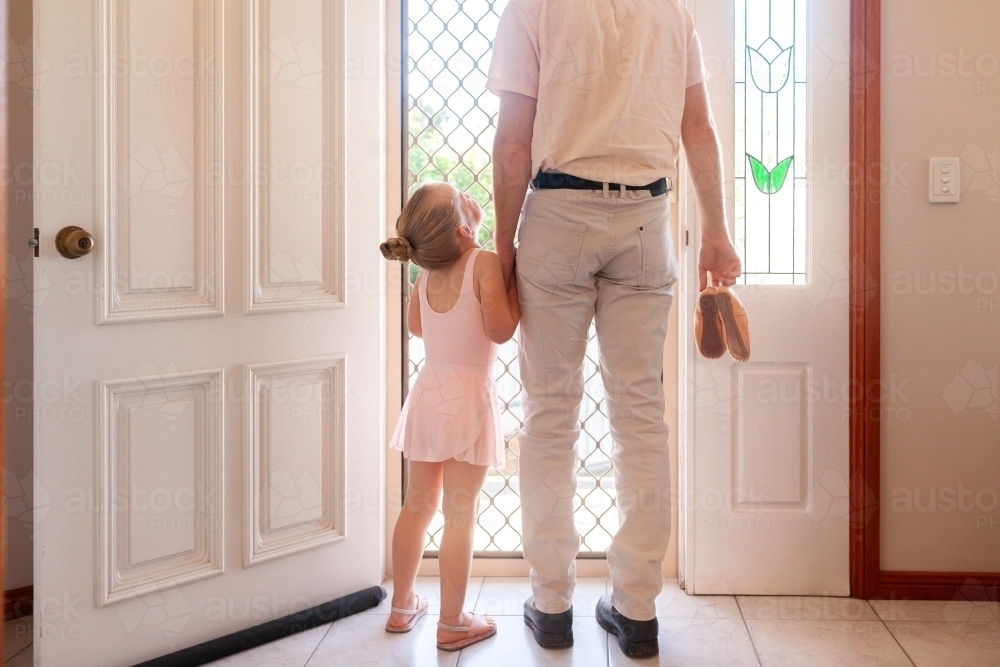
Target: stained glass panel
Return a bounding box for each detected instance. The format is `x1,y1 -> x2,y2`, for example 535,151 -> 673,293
736,0 -> 808,285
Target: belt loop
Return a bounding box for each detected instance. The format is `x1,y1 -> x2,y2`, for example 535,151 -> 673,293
619,183 -> 627,198
602,182 -> 610,199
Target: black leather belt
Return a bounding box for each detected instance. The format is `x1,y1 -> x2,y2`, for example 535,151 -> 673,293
531,170 -> 670,197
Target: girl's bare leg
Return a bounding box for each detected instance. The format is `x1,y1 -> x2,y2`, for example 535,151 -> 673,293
437,459 -> 494,642
388,461 -> 444,628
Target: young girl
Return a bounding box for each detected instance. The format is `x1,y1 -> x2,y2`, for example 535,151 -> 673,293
380,182 -> 519,651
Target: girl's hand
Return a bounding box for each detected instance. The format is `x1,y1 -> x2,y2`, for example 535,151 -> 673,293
506,269 -> 520,328
477,251 -> 519,344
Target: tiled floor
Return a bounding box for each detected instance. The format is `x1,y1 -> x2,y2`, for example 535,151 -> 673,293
2,616 -> 32,667
3,582 -> 998,666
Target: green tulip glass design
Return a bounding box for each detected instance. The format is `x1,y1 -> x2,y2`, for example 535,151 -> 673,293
747,155 -> 793,195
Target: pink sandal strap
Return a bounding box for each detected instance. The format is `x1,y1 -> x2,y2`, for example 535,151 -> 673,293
436,613 -> 497,651
385,595 -> 428,633
390,594 -> 425,615
437,621 -> 471,632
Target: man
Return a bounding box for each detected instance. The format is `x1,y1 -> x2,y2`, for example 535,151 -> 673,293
487,0 -> 741,658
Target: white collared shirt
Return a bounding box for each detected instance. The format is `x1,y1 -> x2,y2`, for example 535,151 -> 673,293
488,0 -> 707,185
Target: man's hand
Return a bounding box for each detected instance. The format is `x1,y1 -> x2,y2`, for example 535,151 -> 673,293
699,236 -> 742,292
497,240 -> 517,288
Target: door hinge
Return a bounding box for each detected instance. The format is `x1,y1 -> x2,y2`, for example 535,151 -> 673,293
29,228 -> 40,257
685,229 -> 690,247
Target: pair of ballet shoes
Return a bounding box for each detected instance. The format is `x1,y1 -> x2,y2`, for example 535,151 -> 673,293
695,286 -> 751,362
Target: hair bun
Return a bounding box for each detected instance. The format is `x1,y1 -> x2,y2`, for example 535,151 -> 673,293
380,236 -> 413,262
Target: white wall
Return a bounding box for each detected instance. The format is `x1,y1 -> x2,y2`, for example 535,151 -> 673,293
880,0 -> 1000,572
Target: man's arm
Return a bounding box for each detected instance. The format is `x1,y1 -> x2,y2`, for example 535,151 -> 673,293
493,91 -> 537,287
681,82 -> 742,291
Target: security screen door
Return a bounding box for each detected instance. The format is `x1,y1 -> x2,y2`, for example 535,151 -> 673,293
681,0 -> 852,594
406,0 -> 617,556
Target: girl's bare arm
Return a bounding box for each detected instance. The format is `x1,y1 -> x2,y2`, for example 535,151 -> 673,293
407,272 -> 423,338
476,251 -> 519,343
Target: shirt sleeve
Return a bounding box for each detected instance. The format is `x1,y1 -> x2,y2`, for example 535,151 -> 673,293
487,3 -> 540,99
686,20 -> 708,87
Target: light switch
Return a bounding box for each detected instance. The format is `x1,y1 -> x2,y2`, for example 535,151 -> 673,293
929,158 -> 960,203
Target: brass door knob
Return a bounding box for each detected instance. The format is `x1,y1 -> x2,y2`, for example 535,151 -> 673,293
55,226 -> 95,259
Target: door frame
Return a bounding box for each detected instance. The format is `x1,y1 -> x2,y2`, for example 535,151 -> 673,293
849,0 -> 1000,601
0,0 -> 8,650
849,0 -> 884,600
389,0 -> 1000,594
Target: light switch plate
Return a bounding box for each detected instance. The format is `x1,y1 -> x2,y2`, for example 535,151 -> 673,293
929,158 -> 960,203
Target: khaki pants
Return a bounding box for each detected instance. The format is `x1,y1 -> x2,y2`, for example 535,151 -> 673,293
516,186 -> 678,622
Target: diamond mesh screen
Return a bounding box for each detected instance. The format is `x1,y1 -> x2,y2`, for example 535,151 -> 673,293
407,0 -> 617,555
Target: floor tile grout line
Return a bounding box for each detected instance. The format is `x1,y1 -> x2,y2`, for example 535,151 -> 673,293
875,605 -> 919,667
4,644 -> 32,667
606,612 -> 613,667
301,618 -> 337,667
469,576 -> 485,611
735,596 -> 765,667
863,598 -> 885,622
863,596 -> 918,666
455,577 -> 486,666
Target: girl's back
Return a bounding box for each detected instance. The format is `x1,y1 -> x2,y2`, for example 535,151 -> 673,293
419,248 -> 497,370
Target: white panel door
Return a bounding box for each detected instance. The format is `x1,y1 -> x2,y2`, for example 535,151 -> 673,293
681,0 -> 851,595
33,1 -> 386,664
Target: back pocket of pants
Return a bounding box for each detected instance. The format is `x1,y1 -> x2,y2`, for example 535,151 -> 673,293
517,216 -> 587,284
639,223 -> 678,288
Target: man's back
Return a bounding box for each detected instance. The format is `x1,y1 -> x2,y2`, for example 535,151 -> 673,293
488,0 -> 706,185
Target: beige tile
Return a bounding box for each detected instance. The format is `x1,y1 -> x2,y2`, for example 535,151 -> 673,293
364,577 -> 484,618
5,645 -> 33,667
3,617 -> 33,662
608,617 -> 758,667
870,599 -> 999,624
746,619 -> 912,667
306,612 -> 459,667
474,577 -> 607,617
457,615 -> 609,667
738,596 -> 879,621
204,624 -> 331,667
885,621 -> 1000,667
655,580 -> 741,619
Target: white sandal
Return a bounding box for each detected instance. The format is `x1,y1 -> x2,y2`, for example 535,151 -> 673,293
384,595 -> 429,633
436,613 -> 497,651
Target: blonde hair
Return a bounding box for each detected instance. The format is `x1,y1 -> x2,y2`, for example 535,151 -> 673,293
380,184 -> 464,270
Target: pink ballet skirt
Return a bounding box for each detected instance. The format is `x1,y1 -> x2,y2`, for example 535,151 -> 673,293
389,248 -> 504,468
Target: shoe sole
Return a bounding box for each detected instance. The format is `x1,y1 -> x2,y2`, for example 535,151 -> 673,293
715,291 -> 750,361
596,614 -> 659,658
698,293 -> 727,359
436,624 -> 497,652
524,615 -> 574,649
